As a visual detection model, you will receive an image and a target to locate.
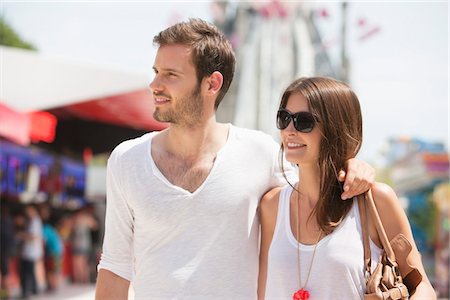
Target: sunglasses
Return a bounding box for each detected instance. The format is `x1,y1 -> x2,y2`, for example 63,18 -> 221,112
276,109 -> 319,133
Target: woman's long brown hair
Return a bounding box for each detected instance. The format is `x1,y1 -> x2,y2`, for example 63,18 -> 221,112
279,77 -> 363,235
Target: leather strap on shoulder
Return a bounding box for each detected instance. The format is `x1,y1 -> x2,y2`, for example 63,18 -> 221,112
358,194 -> 371,277
365,189 -> 397,263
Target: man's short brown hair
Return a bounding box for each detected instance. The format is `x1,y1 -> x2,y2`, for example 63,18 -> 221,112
153,18 -> 236,109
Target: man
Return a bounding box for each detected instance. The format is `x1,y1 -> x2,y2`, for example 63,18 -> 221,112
96,19 -> 374,299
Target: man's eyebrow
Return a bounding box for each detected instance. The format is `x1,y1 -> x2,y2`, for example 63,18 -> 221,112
152,66 -> 183,74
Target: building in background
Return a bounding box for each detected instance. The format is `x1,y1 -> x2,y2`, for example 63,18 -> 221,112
384,137 -> 449,298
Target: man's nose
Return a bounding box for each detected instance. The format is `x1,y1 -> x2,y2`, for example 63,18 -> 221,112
149,76 -> 162,93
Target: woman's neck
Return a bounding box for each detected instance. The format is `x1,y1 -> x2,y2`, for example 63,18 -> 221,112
297,163 -> 321,207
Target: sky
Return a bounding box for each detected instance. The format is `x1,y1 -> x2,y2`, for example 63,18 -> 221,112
1,1 -> 448,163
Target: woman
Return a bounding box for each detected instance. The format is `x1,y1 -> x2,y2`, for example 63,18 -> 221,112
258,77 -> 435,299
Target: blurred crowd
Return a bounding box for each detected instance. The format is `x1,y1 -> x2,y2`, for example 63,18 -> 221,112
0,201 -> 100,299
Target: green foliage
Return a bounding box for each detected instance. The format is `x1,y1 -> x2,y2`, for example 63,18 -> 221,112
0,16 -> 36,50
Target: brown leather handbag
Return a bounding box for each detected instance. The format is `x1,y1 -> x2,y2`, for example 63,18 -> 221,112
358,190 -> 422,300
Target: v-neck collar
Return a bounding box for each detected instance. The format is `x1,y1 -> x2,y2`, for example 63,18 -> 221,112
147,124 -> 234,196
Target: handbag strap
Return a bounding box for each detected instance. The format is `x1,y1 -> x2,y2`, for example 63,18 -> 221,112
358,189 -> 398,277
365,189 -> 396,262
357,194 -> 372,277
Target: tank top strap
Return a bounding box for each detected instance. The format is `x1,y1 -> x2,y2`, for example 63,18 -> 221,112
272,184 -> 295,244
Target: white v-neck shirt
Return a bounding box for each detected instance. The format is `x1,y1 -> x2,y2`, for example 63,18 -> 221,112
98,124 -> 295,299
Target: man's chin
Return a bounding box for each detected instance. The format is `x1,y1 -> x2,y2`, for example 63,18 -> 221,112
153,111 -> 172,123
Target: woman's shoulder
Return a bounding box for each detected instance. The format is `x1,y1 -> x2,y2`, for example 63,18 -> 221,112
370,182 -> 400,211
259,186 -> 286,242
259,186 -> 285,218
369,182 -> 412,244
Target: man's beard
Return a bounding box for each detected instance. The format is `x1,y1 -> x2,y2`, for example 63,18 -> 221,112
153,84 -> 203,127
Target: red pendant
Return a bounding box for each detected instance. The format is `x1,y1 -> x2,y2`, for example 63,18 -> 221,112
293,288 -> 310,300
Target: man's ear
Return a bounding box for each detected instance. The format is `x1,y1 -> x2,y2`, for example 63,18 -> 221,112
205,71 -> 223,96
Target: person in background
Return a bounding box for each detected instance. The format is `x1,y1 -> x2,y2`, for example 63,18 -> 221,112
55,214 -> 73,285
17,204 -> 44,299
85,204 -> 101,283
71,207 -> 97,284
0,203 -> 15,300
257,77 -> 436,299
95,19 -> 375,299
38,204 -> 63,292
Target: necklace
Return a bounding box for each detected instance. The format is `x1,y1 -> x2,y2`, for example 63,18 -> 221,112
293,189 -> 322,300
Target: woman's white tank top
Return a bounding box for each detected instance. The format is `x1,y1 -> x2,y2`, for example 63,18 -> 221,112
264,185 -> 382,299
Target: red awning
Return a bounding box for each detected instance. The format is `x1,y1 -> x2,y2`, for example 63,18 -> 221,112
0,103 -> 30,145
0,103 -> 58,146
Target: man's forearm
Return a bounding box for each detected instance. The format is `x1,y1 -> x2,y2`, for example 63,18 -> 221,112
95,269 -> 130,300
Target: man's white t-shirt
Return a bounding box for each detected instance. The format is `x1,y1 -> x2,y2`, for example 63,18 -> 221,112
98,125 -> 295,299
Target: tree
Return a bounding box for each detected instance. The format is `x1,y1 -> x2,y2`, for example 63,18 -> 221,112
0,16 -> 36,50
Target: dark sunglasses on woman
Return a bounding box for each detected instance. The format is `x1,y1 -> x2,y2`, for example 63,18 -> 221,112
276,109 -> 319,133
